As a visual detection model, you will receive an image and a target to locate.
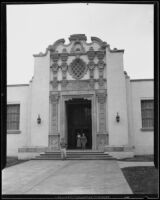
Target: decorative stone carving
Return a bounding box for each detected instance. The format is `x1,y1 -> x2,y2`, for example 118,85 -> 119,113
48,134 -> 60,150
70,41 -> 86,53
98,77 -> 105,87
89,78 -> 95,89
96,91 -> 107,134
68,58 -> 88,79
60,48 -> 68,62
61,62 -> 68,73
97,60 -> 105,70
50,93 -> 60,141
48,39 -> 65,52
51,51 -> 59,62
96,91 -> 107,104
97,50 -> 105,60
61,78 -> 68,88
69,34 -> 87,42
88,61 -> 96,71
50,93 -> 60,103
51,63 -> 59,74
97,57 -> 105,87
52,77 -> 58,89
87,47 -> 95,60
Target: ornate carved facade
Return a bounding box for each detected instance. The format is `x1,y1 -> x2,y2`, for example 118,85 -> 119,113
48,34 -> 108,150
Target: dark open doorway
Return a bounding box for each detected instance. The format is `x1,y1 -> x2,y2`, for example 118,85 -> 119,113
66,98 -> 92,149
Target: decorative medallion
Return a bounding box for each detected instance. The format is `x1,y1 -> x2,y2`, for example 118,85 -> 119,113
68,58 -> 88,79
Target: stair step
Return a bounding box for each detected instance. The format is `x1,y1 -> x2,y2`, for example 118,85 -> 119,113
33,158 -> 115,160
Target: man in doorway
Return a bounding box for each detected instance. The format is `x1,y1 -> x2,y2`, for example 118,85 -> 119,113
81,133 -> 87,150
60,137 -> 67,160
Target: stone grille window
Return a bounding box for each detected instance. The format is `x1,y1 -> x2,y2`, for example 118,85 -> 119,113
7,104 -> 20,130
69,58 -> 87,79
141,100 -> 154,129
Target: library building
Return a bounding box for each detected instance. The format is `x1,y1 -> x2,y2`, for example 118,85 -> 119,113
7,34 -> 154,159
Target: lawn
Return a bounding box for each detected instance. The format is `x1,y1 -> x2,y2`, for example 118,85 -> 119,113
122,166 -> 158,194
5,156 -> 29,168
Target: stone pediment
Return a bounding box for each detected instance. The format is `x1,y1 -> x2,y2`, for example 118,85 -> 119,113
48,34 -> 107,54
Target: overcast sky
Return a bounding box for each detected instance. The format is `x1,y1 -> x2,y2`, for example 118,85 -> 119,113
7,3 -> 153,84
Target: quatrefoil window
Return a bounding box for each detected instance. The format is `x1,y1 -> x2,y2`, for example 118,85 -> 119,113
69,58 -> 87,79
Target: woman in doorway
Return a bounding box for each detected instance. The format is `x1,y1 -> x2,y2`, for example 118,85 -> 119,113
76,133 -> 81,149
81,133 -> 87,150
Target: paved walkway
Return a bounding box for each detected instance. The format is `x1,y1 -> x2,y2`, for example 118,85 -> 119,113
118,161 -> 154,168
2,160 -> 132,194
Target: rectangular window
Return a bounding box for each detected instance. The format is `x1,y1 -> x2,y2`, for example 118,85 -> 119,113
7,104 -> 20,130
141,100 -> 154,129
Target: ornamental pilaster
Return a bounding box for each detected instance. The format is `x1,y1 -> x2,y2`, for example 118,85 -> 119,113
96,91 -> 107,133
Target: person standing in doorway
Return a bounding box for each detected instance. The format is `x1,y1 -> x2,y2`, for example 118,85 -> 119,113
60,137 -> 67,160
81,133 -> 87,150
76,133 -> 81,149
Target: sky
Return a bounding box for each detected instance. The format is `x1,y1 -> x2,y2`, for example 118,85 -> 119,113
7,3 -> 153,84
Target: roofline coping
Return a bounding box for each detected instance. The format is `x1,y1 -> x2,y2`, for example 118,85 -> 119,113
7,84 -> 29,87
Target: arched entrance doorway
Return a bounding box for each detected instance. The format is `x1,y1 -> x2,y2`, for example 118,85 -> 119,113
66,98 -> 92,149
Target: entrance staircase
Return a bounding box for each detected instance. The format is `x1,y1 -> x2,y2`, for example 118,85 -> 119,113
32,150 -> 115,160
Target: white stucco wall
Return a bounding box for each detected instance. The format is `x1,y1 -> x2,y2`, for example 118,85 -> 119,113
29,52 -> 50,147
7,85 -> 29,156
131,80 -> 154,155
106,50 -> 128,146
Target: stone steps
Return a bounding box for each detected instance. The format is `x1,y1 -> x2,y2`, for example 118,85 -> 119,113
33,151 -> 115,160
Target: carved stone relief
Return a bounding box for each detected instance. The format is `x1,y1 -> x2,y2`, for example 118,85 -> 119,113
50,93 -> 60,134
48,134 -> 60,150
96,91 -> 107,133
60,49 -> 69,88
51,51 -> 59,89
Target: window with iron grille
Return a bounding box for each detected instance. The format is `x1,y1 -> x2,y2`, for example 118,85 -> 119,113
141,100 -> 154,129
7,104 -> 20,130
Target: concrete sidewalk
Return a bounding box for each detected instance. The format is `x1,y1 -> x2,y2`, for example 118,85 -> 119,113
2,160 -> 132,194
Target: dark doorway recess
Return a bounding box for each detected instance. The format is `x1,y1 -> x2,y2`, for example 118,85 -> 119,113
66,98 -> 92,149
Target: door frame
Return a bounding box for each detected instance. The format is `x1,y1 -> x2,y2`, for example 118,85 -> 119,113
60,91 -> 97,150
